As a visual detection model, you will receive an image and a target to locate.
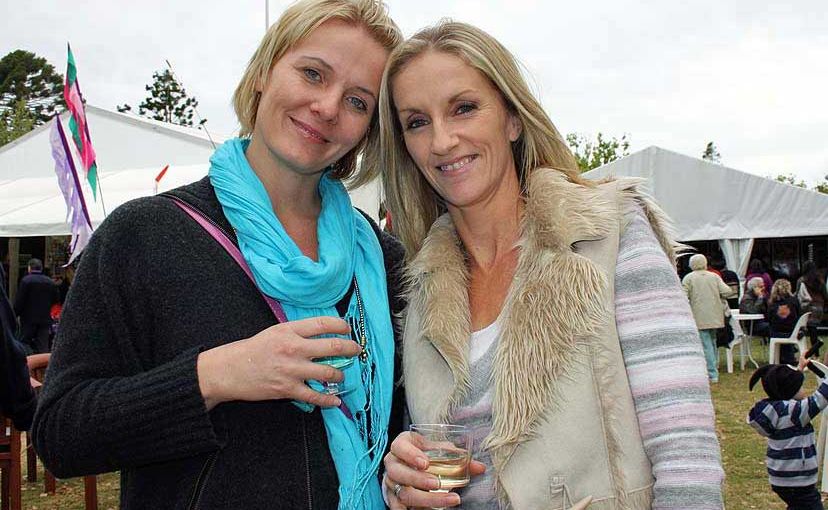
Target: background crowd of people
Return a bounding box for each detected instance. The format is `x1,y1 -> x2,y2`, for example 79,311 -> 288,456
682,254 -> 828,375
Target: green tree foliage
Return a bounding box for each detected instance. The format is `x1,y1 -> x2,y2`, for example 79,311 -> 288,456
118,69 -> 204,128
0,50 -> 63,144
767,173 -> 828,194
565,132 -> 630,172
0,99 -> 35,146
774,173 -> 807,188
701,141 -> 721,163
812,176 -> 828,194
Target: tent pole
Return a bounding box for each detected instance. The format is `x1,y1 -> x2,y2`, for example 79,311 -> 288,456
8,238 -> 19,302
44,236 -> 51,272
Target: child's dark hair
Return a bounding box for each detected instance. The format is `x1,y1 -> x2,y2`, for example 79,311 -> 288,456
749,364 -> 804,400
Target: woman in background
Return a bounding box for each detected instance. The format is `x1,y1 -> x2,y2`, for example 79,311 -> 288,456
682,254 -> 735,383
740,276 -> 771,339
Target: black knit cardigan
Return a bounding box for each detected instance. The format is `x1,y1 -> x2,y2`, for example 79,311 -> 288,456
32,177 -> 406,509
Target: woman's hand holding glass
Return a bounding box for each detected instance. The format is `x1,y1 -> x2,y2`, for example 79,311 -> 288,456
383,429 -> 486,509
196,316 -> 360,410
313,346 -> 356,396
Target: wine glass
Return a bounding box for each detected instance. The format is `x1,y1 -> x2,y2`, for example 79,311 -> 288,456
313,354 -> 354,396
308,327 -> 358,396
409,424 -> 472,509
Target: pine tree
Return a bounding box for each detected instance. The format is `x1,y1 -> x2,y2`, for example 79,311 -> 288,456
0,50 -> 63,143
701,142 -> 721,163
0,99 -> 36,146
118,69 -> 204,128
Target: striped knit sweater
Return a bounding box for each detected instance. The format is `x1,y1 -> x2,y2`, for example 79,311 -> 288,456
747,379 -> 828,487
450,318 -> 500,508
450,206 -> 724,509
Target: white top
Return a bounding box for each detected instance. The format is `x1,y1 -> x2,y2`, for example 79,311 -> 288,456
469,318 -> 502,363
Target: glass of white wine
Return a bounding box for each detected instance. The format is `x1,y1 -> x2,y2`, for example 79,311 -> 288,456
311,329 -> 358,396
313,355 -> 354,396
409,423 -> 471,509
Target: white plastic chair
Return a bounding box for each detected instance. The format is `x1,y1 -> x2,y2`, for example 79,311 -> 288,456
768,312 -> 812,364
722,315 -> 744,373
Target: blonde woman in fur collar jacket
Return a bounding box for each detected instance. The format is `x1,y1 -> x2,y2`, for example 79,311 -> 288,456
368,20 -> 724,510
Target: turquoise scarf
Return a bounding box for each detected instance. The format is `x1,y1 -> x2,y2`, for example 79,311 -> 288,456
209,139 -> 393,509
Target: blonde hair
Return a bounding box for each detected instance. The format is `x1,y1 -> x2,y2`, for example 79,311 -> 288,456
232,0 -> 401,182
770,278 -> 793,304
368,20 -> 585,256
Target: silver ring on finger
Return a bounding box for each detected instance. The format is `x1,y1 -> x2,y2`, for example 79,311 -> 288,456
393,483 -> 404,499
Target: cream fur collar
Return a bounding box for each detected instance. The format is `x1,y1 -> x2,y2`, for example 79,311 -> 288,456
406,168 -> 625,468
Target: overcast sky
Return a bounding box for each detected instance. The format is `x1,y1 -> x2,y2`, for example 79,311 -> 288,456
3,1 -> 827,184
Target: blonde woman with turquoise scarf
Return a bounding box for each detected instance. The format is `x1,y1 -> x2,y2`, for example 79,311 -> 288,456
32,2 -> 406,508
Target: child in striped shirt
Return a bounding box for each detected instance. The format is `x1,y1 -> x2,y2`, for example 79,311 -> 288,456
748,358 -> 828,510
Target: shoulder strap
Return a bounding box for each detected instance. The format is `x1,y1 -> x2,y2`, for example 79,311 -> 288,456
166,196 -> 288,323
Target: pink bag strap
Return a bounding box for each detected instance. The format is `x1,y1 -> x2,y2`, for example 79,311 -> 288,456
169,195 -> 357,418
168,196 -> 288,323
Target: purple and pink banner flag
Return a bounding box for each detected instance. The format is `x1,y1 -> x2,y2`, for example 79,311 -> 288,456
50,117 -> 93,264
64,44 -> 99,199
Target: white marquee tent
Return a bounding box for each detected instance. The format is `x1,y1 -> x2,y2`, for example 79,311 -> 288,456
1,105 -> 220,181
0,164 -> 211,236
583,146 -> 828,276
0,105 -> 382,237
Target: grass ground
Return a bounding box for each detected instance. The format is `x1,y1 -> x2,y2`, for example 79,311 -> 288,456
18,458 -> 119,510
15,338 -> 827,508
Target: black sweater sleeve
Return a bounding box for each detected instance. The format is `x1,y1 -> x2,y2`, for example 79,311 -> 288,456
32,200 -> 220,477
0,327 -> 36,431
